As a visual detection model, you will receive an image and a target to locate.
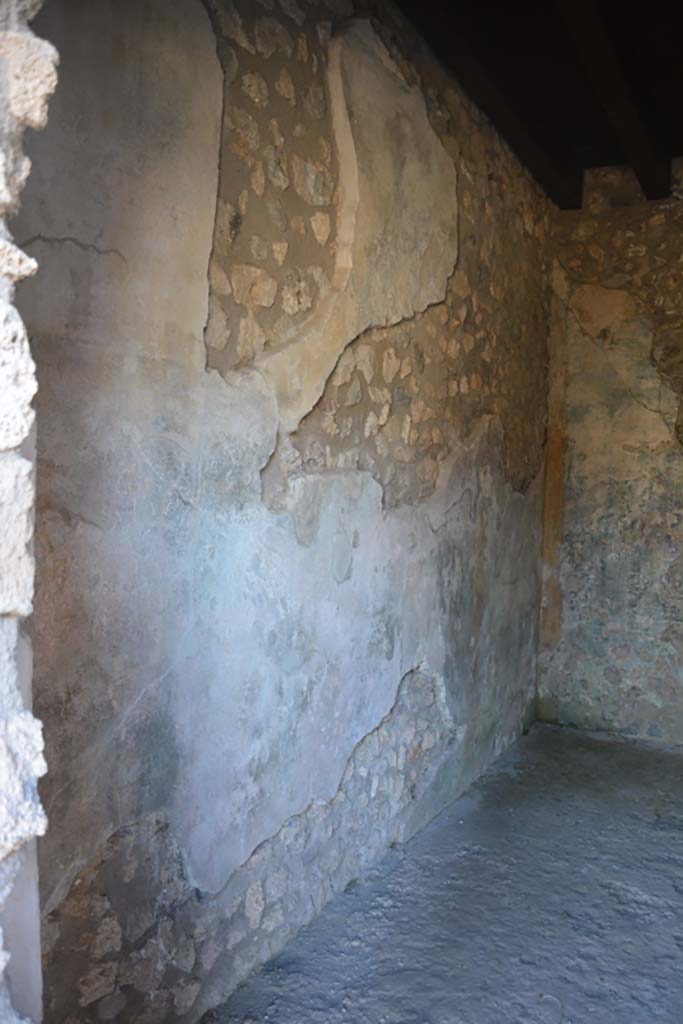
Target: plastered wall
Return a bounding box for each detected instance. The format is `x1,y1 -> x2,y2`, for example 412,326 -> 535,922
0,3 -> 57,1021
14,0 -> 552,1020
539,165 -> 683,742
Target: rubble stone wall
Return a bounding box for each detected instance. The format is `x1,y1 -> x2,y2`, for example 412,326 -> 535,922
539,164 -> 683,743
13,0 -> 552,1019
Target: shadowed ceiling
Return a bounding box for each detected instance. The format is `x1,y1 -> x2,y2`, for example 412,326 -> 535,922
395,0 -> 681,208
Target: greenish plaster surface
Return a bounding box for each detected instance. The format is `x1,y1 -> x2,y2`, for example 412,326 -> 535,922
540,175 -> 683,742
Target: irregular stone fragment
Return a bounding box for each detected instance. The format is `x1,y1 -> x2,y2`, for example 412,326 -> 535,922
231,264 -> 278,308
93,915 -> 123,959
570,283 -> 638,340
170,932 -> 196,974
254,18 -> 294,59
317,21 -> 332,46
291,153 -> 334,206
250,235 -> 269,261
267,194 -> 288,231
174,980 -> 201,1015
356,345 -> 375,383
321,412 -> 339,436
383,347 -> 400,383
209,257 -> 232,297
97,991 -> 127,1020
282,268 -> 314,315
263,144 -> 290,190
227,106 -> 260,164
237,313 -> 267,362
344,374 -> 362,405
289,215 -> 306,235
453,268 -> 469,299
276,67 -> 296,106
204,294 -> 233,350
365,410 -> 379,437
241,71 -> 269,108
270,117 -> 285,146
78,962 -> 117,1007
272,240 -> 289,265
245,882 -> 265,928
251,160 -> 265,196
303,82 -> 326,119
279,0 -> 306,25
310,211 -> 331,245
333,347 -> 355,386
0,300 -> 37,451
210,0 -> 254,53
215,199 -> 241,250
307,265 -> 327,290
297,33 -> 309,62
263,906 -> 285,932
119,948 -> 163,995
221,44 -> 239,86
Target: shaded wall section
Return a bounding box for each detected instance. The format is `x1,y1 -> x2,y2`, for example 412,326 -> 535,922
539,165 -> 683,742
16,0 -> 552,1020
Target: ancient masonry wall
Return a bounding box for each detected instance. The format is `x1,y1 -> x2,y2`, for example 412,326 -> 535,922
0,3 -> 57,1021
14,0 -> 553,1021
539,164 -> 683,743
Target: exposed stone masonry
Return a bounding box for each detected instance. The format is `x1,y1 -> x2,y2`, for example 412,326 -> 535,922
0,3 -> 57,1020
539,165 -> 683,743
42,669 -> 459,1023
289,5 -> 551,505
12,0 -> 553,1020
204,0 -> 550,510
6,1 -> 682,1019
203,0 -> 340,370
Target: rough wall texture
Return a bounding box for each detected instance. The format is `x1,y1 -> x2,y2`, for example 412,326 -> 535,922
539,165 -> 683,742
15,0 -> 552,1020
0,3 -> 57,1021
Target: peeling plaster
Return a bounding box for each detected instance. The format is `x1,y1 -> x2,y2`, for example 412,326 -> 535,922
15,0 -> 550,1019
540,176 -> 683,741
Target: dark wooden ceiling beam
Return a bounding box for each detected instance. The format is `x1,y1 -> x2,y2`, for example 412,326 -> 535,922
402,1 -> 583,208
557,0 -> 670,200
429,30 -> 584,209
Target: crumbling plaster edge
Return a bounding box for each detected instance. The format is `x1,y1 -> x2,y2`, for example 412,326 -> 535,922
204,16 -> 460,445
0,8 -> 58,1022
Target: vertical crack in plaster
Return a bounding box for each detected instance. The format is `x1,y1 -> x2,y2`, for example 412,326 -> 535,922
200,0 -> 229,376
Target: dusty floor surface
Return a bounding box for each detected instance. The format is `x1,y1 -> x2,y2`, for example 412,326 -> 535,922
204,725 -> 683,1024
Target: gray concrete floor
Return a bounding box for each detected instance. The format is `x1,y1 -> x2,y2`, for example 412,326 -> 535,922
205,725 -> 683,1024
